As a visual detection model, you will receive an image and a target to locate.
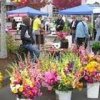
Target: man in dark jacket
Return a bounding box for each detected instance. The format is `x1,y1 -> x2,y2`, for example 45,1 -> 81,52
55,15 -> 65,32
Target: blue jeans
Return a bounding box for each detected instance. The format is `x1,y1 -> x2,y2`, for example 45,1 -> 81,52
23,44 -> 40,60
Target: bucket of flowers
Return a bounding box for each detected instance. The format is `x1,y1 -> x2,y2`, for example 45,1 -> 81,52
7,58 -> 42,100
40,51 -> 83,100
57,32 -> 69,49
81,55 -> 100,99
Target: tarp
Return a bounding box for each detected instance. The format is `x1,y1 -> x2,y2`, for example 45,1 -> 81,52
59,4 -> 100,15
7,6 -> 48,17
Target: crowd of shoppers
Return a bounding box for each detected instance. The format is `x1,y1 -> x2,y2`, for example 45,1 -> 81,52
12,14 -> 100,61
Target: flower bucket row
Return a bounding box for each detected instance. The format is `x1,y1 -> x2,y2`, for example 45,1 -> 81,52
8,45 -> 100,100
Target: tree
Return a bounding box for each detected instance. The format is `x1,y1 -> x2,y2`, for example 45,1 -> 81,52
11,0 -> 48,9
52,0 -> 81,9
0,0 -> 7,58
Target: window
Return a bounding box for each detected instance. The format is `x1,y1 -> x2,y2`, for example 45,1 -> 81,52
53,6 -> 58,17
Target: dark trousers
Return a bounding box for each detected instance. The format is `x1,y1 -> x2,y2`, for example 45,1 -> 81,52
71,30 -> 76,43
76,37 -> 87,48
72,33 -> 75,43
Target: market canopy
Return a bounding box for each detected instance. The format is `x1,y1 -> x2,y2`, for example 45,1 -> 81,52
7,6 -> 48,17
59,4 -> 100,15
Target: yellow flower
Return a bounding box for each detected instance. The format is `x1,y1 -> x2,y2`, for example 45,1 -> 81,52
0,76 -> 3,82
12,88 -> 18,93
19,85 -> 23,92
16,84 -> 21,89
10,85 -> 18,94
0,73 -> 3,82
88,54 -> 94,61
85,61 -> 98,72
10,77 -> 15,82
24,79 -> 33,86
50,63 -> 57,70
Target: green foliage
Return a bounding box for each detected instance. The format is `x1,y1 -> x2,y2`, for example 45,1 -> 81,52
88,23 -> 93,35
54,83 -> 73,91
92,42 -> 100,51
7,34 -> 19,54
63,24 -> 70,33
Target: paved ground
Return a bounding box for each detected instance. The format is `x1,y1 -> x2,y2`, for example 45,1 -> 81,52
0,85 -> 99,100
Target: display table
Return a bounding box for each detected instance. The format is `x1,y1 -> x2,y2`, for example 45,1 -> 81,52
45,34 -> 72,48
45,34 -> 57,42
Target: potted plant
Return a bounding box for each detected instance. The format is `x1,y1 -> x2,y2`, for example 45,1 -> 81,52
40,51 -> 83,100
92,42 -> 100,54
7,58 -> 42,100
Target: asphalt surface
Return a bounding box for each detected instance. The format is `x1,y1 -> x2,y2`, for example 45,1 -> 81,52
0,85 -> 99,100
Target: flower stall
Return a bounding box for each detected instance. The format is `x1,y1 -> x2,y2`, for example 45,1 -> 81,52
7,44 -> 100,100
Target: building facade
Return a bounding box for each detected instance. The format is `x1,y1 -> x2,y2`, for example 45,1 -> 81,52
40,0 -> 88,17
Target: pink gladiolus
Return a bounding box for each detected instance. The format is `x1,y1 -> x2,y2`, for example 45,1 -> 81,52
44,71 -> 58,86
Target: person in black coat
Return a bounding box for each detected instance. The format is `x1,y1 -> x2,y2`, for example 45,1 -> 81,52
55,15 -> 65,32
70,16 -> 79,43
12,19 -> 17,29
20,17 -> 40,61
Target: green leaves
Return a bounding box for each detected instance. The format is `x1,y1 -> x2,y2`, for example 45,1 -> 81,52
92,42 -> 100,51
7,34 -> 19,54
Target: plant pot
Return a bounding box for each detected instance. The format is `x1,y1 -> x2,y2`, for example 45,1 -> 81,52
87,82 -> 100,98
60,39 -> 68,49
55,90 -> 72,100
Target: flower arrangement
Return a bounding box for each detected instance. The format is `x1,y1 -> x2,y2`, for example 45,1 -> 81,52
57,32 -> 68,40
56,32 -> 69,49
78,46 -> 89,65
82,56 -> 100,83
70,45 -> 90,65
40,51 -> 83,92
8,58 -> 42,99
74,46 -> 100,83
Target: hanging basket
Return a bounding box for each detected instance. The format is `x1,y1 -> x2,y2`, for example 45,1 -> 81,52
87,82 -> 100,98
55,90 -> 72,100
